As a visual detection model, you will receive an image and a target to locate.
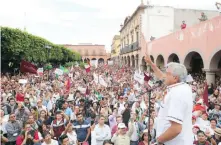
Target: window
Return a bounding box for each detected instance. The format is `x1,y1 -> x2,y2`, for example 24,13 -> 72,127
136,31 -> 139,42
127,35 -> 129,45
131,30 -> 134,43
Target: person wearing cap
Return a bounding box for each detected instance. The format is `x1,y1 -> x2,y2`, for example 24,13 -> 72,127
111,122 -> 134,145
138,129 -> 151,145
192,125 -> 200,141
145,55 -> 193,145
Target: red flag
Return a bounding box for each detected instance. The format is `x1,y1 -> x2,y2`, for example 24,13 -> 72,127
144,73 -> 151,82
203,83 -> 209,107
16,93 -> 24,102
66,77 -> 71,93
20,60 -> 37,74
85,86 -> 90,96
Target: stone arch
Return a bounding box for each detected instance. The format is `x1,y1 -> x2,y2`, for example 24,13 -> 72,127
98,58 -> 104,64
131,55 -> 135,67
209,50 -> 221,69
150,55 -> 154,63
124,56 -> 127,64
91,58 -> 96,60
127,56 -> 130,66
142,56 -> 147,71
84,58 -> 90,63
167,53 -> 180,63
156,55 -> 165,69
184,51 -> 204,73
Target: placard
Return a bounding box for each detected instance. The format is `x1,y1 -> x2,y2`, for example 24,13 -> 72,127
18,79 -> 28,84
54,68 -> 63,75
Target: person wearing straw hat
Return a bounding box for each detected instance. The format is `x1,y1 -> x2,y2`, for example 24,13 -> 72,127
213,128 -> 221,144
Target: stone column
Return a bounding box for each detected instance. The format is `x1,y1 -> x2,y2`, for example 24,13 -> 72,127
135,58 -> 138,69
204,69 -> 215,85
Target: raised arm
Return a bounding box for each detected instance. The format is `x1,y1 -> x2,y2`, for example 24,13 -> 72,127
144,54 -> 166,80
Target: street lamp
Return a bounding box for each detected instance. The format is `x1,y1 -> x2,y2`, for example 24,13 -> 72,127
45,45 -> 51,61
45,45 -> 51,80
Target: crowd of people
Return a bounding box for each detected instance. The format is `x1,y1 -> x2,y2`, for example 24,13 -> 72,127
1,57 -> 221,145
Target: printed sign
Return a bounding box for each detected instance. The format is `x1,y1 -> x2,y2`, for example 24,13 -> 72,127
54,68 -> 63,75
37,68 -> 43,76
108,60 -> 113,65
18,79 -> 28,84
134,72 -> 144,84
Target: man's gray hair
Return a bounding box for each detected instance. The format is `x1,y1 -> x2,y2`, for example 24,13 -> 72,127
166,62 -> 188,82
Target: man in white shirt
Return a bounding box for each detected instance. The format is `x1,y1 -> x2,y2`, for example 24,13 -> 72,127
94,115 -> 111,145
145,55 -> 193,145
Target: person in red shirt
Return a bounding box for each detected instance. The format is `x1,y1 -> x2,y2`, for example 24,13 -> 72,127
181,21 -> 186,29
16,122 -> 39,145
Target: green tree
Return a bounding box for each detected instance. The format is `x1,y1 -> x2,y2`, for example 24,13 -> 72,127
1,27 -> 81,72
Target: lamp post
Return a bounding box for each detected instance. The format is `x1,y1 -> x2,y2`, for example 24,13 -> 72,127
45,45 -> 51,80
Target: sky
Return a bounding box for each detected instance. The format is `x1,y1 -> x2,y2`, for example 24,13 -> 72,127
0,0 -> 219,52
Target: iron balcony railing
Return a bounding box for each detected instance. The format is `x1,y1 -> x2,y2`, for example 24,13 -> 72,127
120,41 -> 139,55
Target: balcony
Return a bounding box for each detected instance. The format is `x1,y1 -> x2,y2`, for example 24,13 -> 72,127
120,41 -> 139,55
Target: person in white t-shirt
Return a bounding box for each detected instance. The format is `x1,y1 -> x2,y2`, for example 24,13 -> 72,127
145,54 -> 193,145
41,131 -> 59,145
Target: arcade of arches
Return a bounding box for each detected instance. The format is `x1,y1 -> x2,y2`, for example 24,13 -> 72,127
83,57 -> 111,64
120,50 -> 221,84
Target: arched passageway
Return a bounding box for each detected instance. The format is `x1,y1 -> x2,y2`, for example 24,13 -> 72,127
127,56 -> 130,66
136,54 -> 139,69
209,50 -> 221,69
98,58 -> 104,64
156,55 -> 165,70
142,56 -> 147,71
124,57 -> 127,65
150,55 -> 154,63
131,55 -> 135,67
184,51 -> 204,73
168,53 -> 180,63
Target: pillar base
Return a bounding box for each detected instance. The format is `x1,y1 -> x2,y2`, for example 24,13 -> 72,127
203,69 -> 216,85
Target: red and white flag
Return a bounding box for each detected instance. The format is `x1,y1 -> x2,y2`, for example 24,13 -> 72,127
37,68 -> 43,76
